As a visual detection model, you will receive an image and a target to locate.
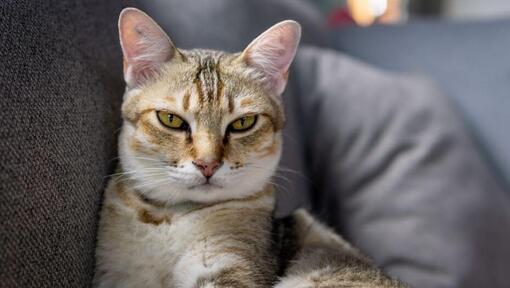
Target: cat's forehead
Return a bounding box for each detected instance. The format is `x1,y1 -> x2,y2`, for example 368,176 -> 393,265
141,49 -> 273,114
184,49 -> 232,106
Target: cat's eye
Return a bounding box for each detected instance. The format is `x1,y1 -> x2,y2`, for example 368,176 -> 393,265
157,111 -> 188,130
229,115 -> 257,132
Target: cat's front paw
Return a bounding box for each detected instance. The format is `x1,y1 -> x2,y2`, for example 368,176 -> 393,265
274,276 -> 315,288
194,282 -> 215,288
194,280 -> 250,288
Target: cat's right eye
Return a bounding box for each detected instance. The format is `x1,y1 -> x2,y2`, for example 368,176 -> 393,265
157,111 -> 189,131
228,115 -> 257,133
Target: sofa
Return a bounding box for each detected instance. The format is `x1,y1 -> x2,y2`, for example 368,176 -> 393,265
1,1 -> 509,287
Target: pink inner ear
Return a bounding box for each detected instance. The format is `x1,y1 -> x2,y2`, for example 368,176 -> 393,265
271,32 -> 299,72
119,8 -> 174,87
243,21 -> 301,95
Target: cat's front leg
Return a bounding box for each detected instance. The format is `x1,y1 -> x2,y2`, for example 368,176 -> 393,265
173,249 -> 262,288
275,209 -> 407,288
172,203 -> 277,288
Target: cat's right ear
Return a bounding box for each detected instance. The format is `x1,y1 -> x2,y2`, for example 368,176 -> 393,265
119,8 -> 179,88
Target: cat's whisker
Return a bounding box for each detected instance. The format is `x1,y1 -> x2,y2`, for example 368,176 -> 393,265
270,176 -> 295,194
246,163 -> 311,183
132,176 -> 173,191
162,189 -> 181,207
275,166 -> 305,174
106,164 -> 191,189
109,155 -> 165,164
113,126 -> 123,135
114,175 -> 160,186
265,180 -> 291,196
282,133 -> 300,146
243,165 -> 299,196
244,164 -> 293,182
106,168 -> 163,178
109,168 -> 174,184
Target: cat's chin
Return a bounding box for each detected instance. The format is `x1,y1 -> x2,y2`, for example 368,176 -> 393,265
187,182 -> 223,191
137,178 -> 268,205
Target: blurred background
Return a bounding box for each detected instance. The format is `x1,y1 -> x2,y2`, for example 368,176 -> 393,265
313,0 -> 510,26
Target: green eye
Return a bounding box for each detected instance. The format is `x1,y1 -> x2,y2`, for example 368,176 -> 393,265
229,115 -> 257,132
157,111 -> 187,130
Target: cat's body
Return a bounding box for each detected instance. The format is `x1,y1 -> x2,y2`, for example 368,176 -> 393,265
94,8 -> 406,288
95,178 -> 277,287
95,177 -> 402,288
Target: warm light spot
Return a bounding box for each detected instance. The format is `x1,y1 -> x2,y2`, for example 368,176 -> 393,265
348,0 -> 401,26
370,0 -> 388,17
348,0 -> 378,26
379,0 -> 403,24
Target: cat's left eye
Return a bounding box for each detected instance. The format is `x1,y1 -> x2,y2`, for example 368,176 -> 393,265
157,111 -> 188,130
229,115 -> 257,132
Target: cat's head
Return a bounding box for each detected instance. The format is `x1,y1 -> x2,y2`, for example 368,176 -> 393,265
117,8 -> 300,204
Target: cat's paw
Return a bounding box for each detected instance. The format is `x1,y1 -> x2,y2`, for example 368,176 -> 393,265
274,276 -> 315,288
194,283 -> 215,288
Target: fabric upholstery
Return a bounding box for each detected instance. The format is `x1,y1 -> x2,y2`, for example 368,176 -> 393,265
293,46 -> 510,288
0,1 -> 123,286
329,19 -> 510,189
134,0 -> 328,52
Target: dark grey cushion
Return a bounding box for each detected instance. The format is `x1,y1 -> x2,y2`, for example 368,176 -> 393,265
329,19 -> 510,190
0,1 -> 123,286
293,46 -> 510,288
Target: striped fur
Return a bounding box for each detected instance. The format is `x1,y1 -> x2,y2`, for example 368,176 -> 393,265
274,210 -> 408,288
94,8 -> 407,288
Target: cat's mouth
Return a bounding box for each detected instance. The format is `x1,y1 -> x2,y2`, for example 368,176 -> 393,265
188,180 -> 223,190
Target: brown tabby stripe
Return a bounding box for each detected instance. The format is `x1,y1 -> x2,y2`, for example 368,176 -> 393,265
192,52 -> 225,107
182,91 -> 191,111
138,209 -> 170,225
271,215 -> 299,277
193,75 -> 205,105
239,98 -> 255,107
227,92 -> 234,113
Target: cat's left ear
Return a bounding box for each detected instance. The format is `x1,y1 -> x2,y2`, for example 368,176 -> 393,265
240,20 -> 301,96
118,8 -> 180,88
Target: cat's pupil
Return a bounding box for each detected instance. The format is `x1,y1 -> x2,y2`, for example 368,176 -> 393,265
240,117 -> 245,126
168,114 -> 174,123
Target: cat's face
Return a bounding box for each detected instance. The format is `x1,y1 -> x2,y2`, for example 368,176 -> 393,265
117,8 -> 300,204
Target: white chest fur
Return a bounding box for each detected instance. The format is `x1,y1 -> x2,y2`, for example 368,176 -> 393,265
94,180 -> 275,288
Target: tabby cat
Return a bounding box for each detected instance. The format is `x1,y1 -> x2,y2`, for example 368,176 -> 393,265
94,8 -> 407,288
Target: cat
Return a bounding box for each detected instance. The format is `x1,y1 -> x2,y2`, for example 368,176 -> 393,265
93,7 -> 407,288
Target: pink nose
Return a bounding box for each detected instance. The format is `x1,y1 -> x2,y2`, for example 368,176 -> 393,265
192,159 -> 222,178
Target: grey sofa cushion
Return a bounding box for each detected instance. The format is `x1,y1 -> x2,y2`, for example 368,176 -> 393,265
293,46 -> 510,288
329,19 -> 510,189
0,1 -> 123,286
135,0 -> 327,52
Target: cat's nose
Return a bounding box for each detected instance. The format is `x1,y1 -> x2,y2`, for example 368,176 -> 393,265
192,159 -> 223,178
